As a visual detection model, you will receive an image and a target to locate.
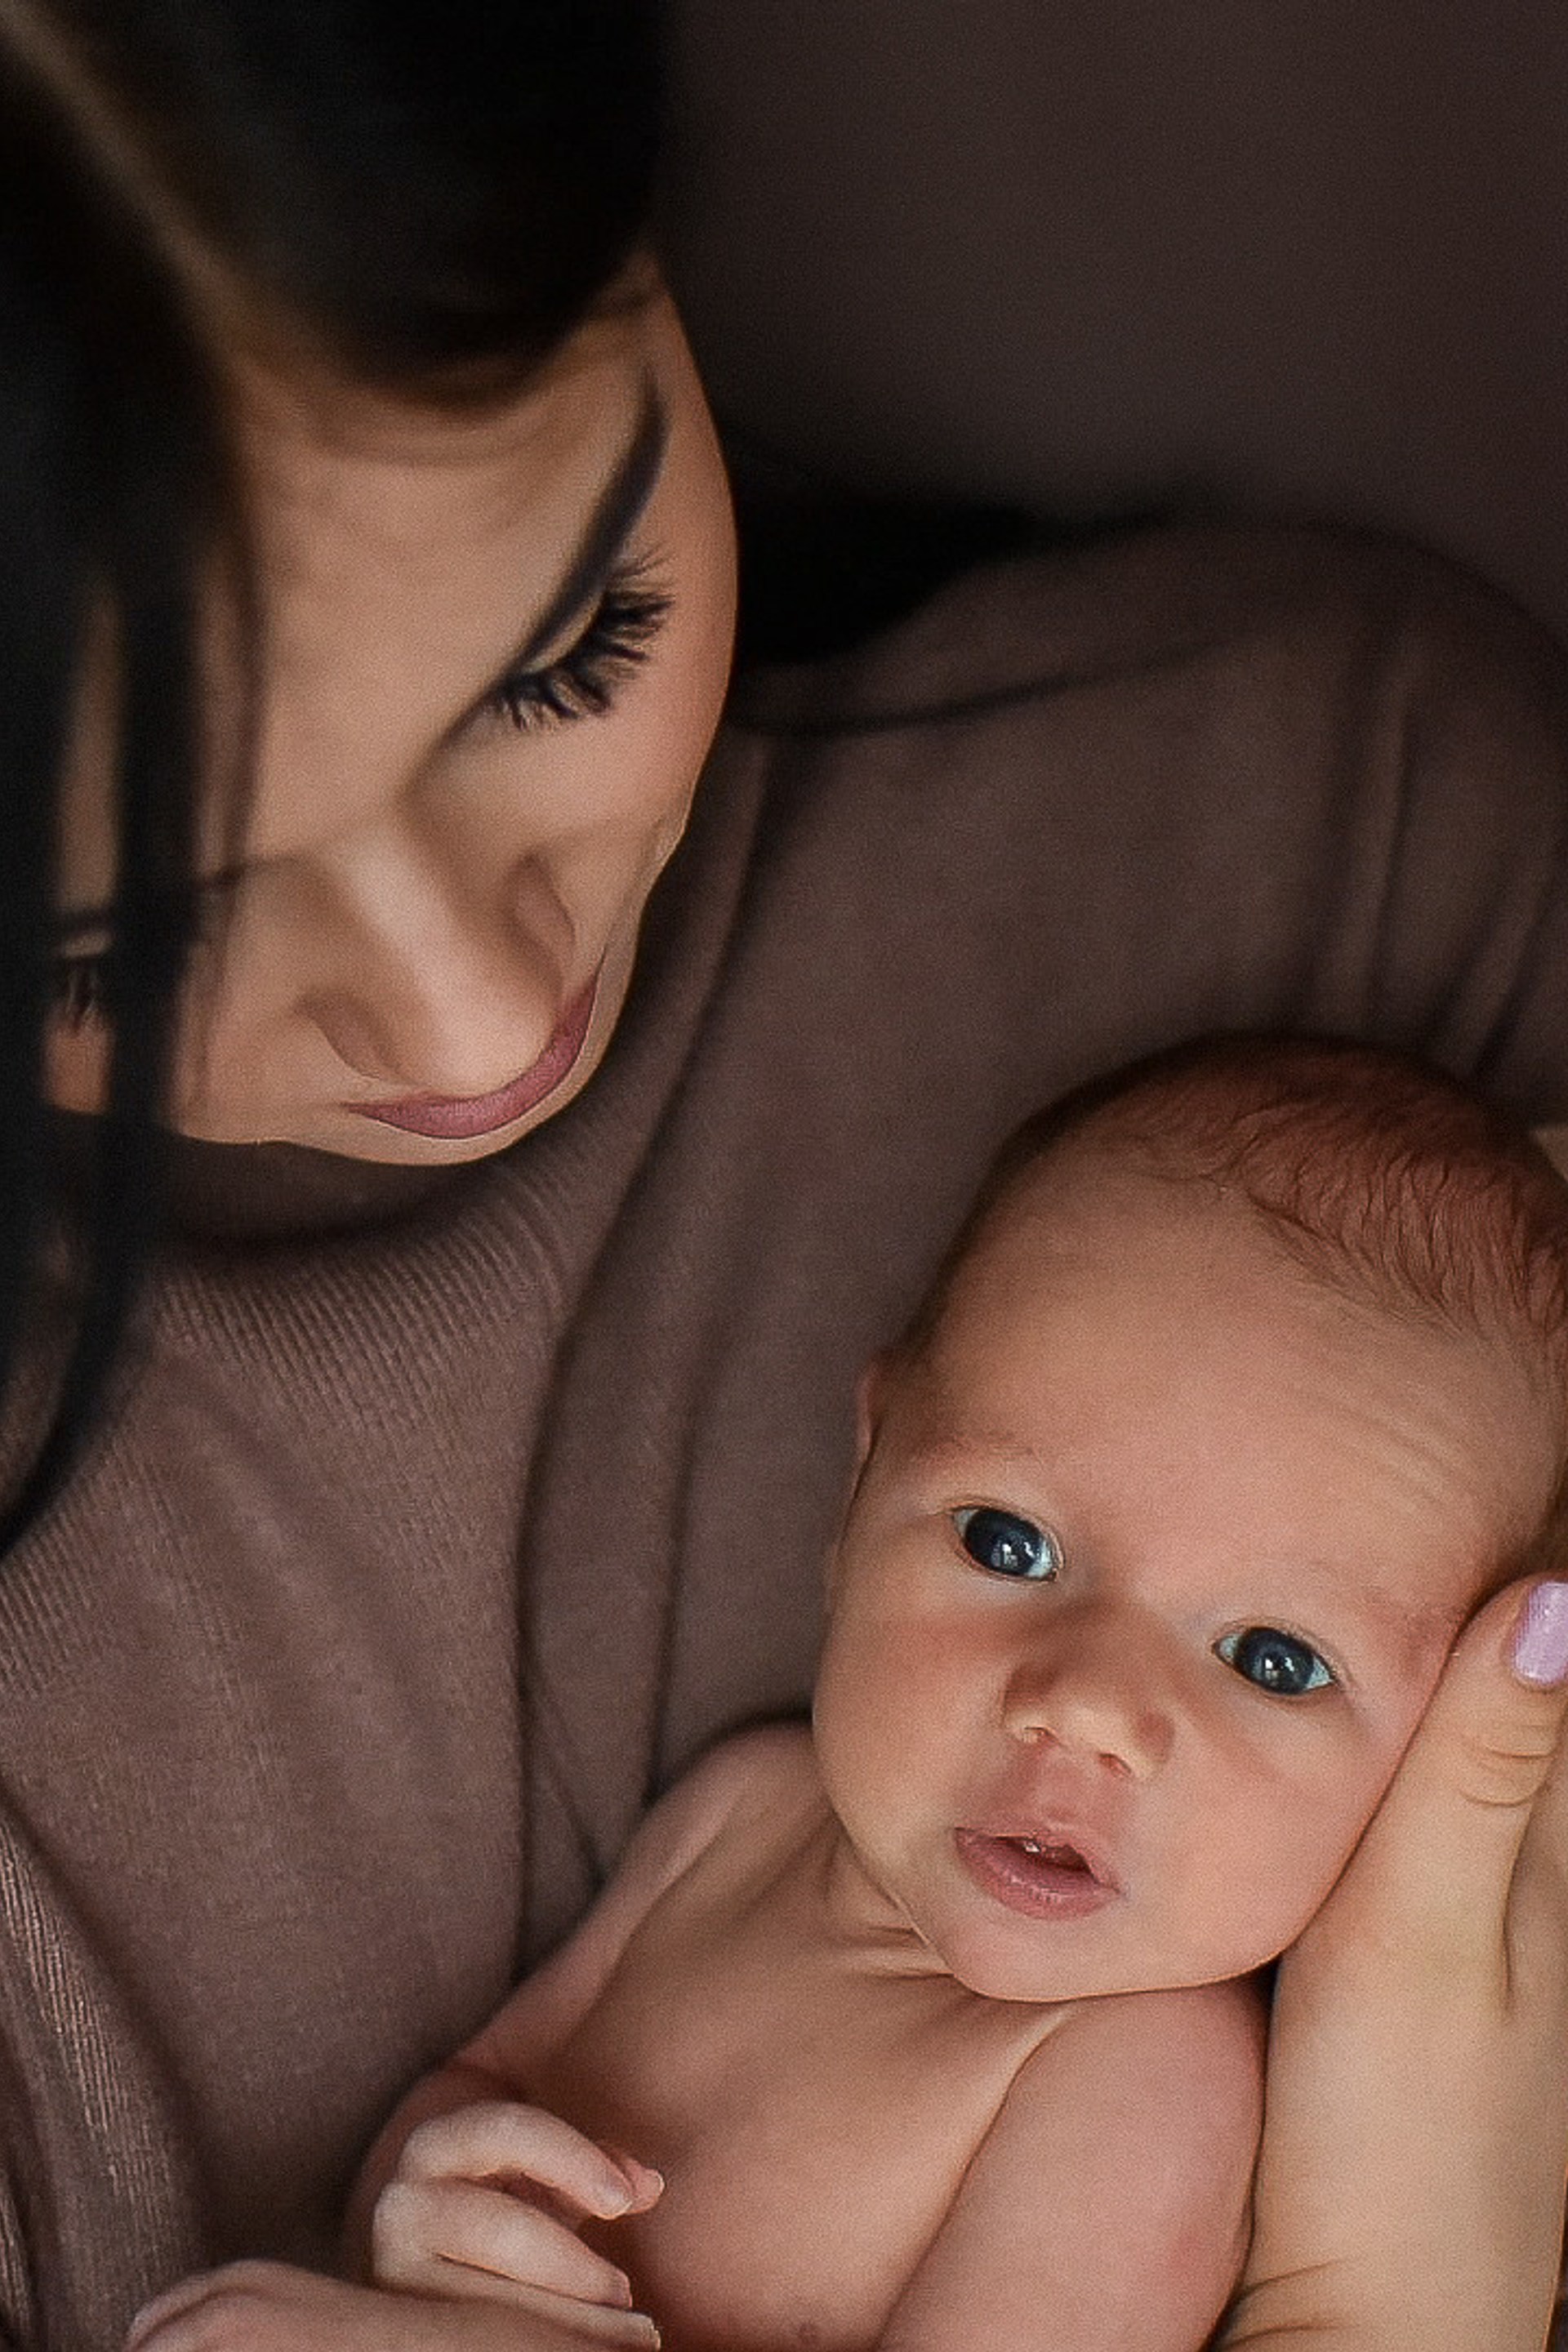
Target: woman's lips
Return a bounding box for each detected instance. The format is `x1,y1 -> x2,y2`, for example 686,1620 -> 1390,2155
350,979 -> 599,1140
954,1827 -> 1120,1922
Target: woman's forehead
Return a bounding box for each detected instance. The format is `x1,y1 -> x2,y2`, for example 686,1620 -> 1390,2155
233,305 -> 660,584
58,296 -> 692,902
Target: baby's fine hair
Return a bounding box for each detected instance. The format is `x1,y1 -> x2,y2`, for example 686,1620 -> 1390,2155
911,1031 -> 1568,1423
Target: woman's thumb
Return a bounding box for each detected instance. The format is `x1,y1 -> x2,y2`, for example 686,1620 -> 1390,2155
1335,1577 -> 1568,1968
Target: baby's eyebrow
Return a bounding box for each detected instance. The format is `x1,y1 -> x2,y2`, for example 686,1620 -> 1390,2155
901,1428 -> 1058,1490
1319,1573 -> 1470,1668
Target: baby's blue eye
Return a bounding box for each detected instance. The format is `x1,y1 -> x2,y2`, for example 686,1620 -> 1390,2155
951,1507 -> 1061,1581
1215,1626 -> 1333,1696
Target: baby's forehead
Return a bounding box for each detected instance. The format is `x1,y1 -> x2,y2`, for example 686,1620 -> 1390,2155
961,1142 -> 1261,1275
970,1135 -> 1544,1353
932,1144 -> 1562,1517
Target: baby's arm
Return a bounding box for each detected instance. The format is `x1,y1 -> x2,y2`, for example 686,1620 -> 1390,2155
346,1726 -> 814,2314
880,1976 -> 1265,2352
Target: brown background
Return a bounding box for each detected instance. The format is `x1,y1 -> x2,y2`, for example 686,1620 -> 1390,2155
662,0 -> 1568,644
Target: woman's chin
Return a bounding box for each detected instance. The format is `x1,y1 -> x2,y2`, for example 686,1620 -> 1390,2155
178,1088 -> 588,1167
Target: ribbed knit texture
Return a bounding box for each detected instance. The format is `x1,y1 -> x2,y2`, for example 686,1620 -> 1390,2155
1,528 -> 1566,2349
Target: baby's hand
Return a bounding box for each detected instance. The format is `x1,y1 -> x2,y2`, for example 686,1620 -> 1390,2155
372,2100 -> 662,2344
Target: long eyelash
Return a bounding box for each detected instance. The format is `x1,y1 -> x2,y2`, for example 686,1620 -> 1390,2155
51,951 -> 113,1031
490,559 -> 673,734
51,906 -> 218,1031
51,572 -> 675,1026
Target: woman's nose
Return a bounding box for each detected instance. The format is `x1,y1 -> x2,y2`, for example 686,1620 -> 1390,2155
1000,1612 -> 1177,1782
301,845 -> 573,1097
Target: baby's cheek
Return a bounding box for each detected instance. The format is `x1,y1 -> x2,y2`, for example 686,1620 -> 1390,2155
1176,1784 -> 1358,1978
815,1613 -> 956,1808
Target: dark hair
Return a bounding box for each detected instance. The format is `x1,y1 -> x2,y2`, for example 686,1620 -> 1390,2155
901,1033 -> 1568,1567
0,0 -> 661,1544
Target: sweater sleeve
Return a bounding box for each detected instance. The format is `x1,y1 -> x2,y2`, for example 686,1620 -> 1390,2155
1282,536 -> 1568,1120
0,1822 -> 209,2352
728,523 -> 1568,1122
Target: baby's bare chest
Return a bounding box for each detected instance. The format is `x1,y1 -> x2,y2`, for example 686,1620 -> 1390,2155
535,1901 -> 1058,2352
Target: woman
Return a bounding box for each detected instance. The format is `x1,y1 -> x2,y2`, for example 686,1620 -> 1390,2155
1,2 -> 1566,2347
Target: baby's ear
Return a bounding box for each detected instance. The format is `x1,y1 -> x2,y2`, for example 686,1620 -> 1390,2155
854,1352 -> 892,1470
823,1357 -> 893,1606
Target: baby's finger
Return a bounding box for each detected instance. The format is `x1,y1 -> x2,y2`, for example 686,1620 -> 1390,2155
373,2178 -> 637,2310
1334,1578 -> 1568,1974
599,2150 -> 665,2215
398,2102 -> 645,2221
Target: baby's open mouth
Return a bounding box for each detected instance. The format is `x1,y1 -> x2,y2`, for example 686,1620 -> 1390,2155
954,1827 -> 1119,1918
1009,1837 -> 1091,1872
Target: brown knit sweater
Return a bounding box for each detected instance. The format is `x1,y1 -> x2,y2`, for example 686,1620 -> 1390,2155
3,528 -> 1568,2351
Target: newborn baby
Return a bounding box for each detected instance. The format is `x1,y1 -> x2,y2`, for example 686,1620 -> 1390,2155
350,1035 -> 1568,2352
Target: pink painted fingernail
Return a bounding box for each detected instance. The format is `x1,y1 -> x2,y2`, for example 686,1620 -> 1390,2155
1512,1580 -> 1568,1686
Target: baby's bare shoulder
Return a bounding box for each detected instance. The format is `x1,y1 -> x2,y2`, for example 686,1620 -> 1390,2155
983,1977 -> 1265,2230
883,1980 -> 1265,2350
614,1722 -> 821,1902
1090,1971 -> 1267,2057
1029,1975 -> 1266,2120
648,1722 -> 822,1843
601,1721 -> 814,1900
458,1726 -> 818,2079
679,1719 -> 820,1820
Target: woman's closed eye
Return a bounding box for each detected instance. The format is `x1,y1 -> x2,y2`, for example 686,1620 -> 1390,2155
51,951 -> 113,1030
50,933 -> 215,1031
951,1505 -> 1062,1581
47,559 -> 679,1031
484,556 -> 673,734
1214,1625 -> 1334,1696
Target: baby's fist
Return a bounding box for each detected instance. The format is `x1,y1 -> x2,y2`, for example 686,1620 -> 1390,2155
374,2100 -> 662,2334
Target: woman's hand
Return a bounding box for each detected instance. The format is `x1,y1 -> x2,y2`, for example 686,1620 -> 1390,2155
1221,1574 -> 1568,2352
123,2259 -> 657,2352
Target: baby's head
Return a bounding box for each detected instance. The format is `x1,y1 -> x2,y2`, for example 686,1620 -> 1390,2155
813,1036 -> 1568,2001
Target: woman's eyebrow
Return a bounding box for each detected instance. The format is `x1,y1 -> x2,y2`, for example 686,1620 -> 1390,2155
506,377 -> 670,669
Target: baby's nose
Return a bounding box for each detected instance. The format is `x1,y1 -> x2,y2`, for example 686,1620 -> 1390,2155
1000,1623 -> 1176,1780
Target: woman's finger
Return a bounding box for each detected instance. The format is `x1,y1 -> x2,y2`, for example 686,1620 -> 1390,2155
373,2179 -> 637,2308
1318,1576 -> 1568,1976
124,2266 -> 225,2352
1231,1577 -> 1568,2350
125,2261 -> 661,2352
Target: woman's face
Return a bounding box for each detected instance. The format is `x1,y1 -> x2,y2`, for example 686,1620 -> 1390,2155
51,288 -> 737,1160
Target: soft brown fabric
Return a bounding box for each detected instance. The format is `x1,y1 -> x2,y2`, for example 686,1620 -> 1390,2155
2,528 -> 1567,2350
